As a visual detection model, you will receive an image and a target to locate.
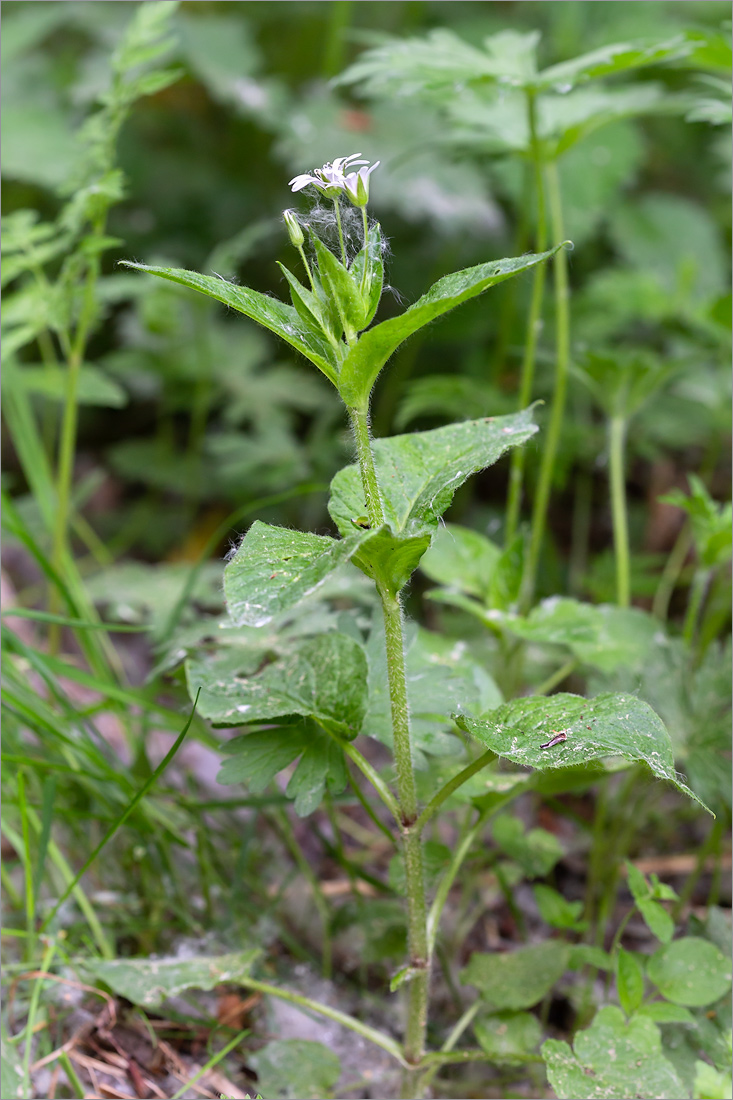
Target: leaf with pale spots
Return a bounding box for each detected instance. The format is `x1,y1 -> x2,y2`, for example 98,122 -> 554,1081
78,951 -> 260,1010
224,522 -> 371,627
542,1005 -> 686,1100
186,631 -> 367,738
456,693 -> 712,814
328,409 -> 538,592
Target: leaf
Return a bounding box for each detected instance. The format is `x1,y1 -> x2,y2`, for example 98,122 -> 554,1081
647,938 -> 732,1008
186,632 -> 368,738
248,1040 -> 341,1100
217,721 -> 348,818
461,941 -> 570,1010
78,950 -> 260,1009
638,898 -> 675,944
329,410 -> 538,594
638,1003 -> 696,1026
0,1028 -> 27,1100
329,409 -> 539,541
542,1005 -> 686,1099
693,1061 -> 732,1100
535,35 -> 692,92
500,598 -> 659,673
567,945 -> 612,971
456,692 -> 713,814
119,263 -> 340,385
492,813 -> 563,878
223,522 -> 370,627
9,364 -> 128,407
420,523 -> 501,601
474,1011 -> 542,1060
617,948 -> 645,1016
337,246 -> 565,407
533,884 -> 587,931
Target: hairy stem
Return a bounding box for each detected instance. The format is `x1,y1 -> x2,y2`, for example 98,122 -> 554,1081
523,158 -> 570,610
348,405 -> 385,527
609,415 -> 630,607
505,89 -> 548,544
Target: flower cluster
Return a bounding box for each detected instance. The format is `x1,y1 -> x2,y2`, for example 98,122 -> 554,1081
289,153 -> 380,207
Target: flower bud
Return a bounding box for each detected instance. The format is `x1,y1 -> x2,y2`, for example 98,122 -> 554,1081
283,208 -> 304,248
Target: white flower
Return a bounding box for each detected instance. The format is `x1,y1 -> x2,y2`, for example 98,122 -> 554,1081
289,153 -> 377,201
343,162 -> 380,208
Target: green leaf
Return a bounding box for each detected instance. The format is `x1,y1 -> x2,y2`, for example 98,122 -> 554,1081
638,1003 -> 696,1026
187,632 -> 368,738
337,246 -> 565,407
420,523 -> 501,601
617,948 -> 645,1016
492,813 -> 563,878
535,35 -> 692,92
0,1028 -> 27,1100
638,898 -> 675,944
542,1005 -> 686,1099
329,407 -> 539,542
223,522 -> 370,627
311,233 -> 366,338
693,1061 -> 733,1100
78,950 -> 259,1009
456,692 -> 713,814
119,262 -> 340,385
626,860 -> 651,903
474,1011 -> 542,1060
534,884 -> 587,931
461,942 -> 570,1010
567,945 -> 612,971
349,222 -> 384,329
501,598 -> 659,673
248,1040 -> 341,1100
329,410 -> 538,594
647,938 -> 732,1008
218,721 -> 348,818
7,364 -> 128,407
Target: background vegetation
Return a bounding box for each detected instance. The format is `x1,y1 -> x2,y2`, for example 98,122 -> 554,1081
2,2 -> 730,1098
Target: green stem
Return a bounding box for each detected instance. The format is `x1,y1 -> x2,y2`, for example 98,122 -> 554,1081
333,198 -> 347,266
505,90 -> 547,545
523,158 -> 570,610
342,739 -> 401,826
50,214 -> 105,646
683,566 -> 711,648
609,415 -> 630,608
236,976 -> 407,1065
347,405 -> 385,526
415,750 -> 496,835
380,585 -> 430,1066
416,1000 -> 481,1097
535,656 -> 578,697
653,521 -> 692,621
427,810 -> 489,954
297,242 -> 316,292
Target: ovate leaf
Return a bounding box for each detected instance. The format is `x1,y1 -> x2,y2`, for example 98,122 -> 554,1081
456,692 -> 712,814
647,938 -> 732,1008
78,951 -> 259,1009
119,263 -> 340,384
461,942 -> 570,1010
474,1011 -> 542,1060
337,246 -> 565,406
616,948 -> 645,1016
186,632 -> 368,738
223,522 -> 369,627
542,1005 -> 685,1099
248,1040 -> 341,1100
